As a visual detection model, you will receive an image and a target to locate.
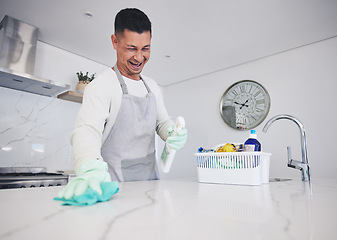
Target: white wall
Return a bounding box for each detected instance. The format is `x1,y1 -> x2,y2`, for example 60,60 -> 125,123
163,37 -> 337,181
34,41 -> 109,90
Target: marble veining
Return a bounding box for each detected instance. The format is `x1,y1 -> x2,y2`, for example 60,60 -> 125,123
0,87 -> 80,171
1,178 -> 337,240
1,178 -> 336,240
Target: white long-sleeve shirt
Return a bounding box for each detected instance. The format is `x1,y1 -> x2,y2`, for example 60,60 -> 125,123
71,68 -> 174,169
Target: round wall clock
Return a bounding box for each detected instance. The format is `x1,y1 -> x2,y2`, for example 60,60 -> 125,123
219,80 -> 271,130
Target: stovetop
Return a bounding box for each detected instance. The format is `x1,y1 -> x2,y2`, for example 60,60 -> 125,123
0,167 -> 69,189
0,167 -> 48,174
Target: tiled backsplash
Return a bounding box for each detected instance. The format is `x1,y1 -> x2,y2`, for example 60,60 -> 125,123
0,87 -> 80,172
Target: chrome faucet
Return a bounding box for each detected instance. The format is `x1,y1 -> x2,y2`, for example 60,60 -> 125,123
262,114 -> 310,182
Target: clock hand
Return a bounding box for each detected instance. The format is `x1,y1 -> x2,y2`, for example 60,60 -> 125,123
239,100 -> 249,109
235,101 -> 248,106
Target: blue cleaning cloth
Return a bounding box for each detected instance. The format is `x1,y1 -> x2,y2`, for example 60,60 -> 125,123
54,181 -> 119,206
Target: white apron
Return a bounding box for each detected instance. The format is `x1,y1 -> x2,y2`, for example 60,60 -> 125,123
101,65 -> 158,182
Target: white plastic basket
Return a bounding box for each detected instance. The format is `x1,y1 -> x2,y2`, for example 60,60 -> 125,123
195,151 -> 271,186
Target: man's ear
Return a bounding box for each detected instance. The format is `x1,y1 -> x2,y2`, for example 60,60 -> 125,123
111,34 -> 118,50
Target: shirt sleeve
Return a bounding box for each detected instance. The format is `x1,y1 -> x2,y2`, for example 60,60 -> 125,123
71,76 -> 116,169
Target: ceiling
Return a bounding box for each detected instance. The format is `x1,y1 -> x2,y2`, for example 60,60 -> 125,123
1,0 -> 337,86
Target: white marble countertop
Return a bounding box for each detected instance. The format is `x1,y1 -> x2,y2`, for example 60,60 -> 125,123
0,178 -> 336,240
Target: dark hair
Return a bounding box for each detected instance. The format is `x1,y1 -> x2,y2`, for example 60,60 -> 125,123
114,8 -> 152,35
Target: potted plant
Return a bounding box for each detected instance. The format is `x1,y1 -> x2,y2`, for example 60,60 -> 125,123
76,71 -> 96,93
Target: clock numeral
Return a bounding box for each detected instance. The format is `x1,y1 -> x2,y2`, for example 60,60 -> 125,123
256,99 -> 265,105
224,95 -> 234,101
253,90 -> 262,98
248,85 -> 253,94
250,85 -> 259,95
222,100 -> 232,106
232,89 -> 239,96
255,107 -> 265,115
235,114 -> 248,126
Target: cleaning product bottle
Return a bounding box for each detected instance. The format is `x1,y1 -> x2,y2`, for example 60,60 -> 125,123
244,129 -> 261,152
161,116 -> 185,173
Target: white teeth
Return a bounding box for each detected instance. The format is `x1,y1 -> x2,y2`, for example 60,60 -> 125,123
130,62 -> 141,67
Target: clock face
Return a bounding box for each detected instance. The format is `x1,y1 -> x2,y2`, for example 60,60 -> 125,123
219,80 -> 270,130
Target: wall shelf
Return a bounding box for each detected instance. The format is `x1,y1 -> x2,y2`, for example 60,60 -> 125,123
57,91 -> 83,103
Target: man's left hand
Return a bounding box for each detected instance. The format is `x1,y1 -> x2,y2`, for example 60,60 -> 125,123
167,126 -> 187,150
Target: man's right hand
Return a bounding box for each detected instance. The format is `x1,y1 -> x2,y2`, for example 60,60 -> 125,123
58,160 -> 112,199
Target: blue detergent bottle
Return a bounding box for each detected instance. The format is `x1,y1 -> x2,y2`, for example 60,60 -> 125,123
244,130 -> 261,152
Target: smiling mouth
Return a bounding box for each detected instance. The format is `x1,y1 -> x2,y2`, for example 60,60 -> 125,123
129,61 -> 143,68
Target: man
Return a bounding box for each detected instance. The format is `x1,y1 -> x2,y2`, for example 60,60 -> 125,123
59,8 -> 187,199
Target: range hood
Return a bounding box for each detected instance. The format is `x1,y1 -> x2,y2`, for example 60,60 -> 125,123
0,15 -> 70,97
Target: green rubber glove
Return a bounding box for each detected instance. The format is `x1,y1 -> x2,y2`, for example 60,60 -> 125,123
167,125 -> 187,150
58,160 -> 111,200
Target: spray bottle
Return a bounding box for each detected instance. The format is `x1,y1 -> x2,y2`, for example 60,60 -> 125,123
161,116 -> 185,173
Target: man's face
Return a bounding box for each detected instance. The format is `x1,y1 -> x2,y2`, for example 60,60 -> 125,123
111,29 -> 151,80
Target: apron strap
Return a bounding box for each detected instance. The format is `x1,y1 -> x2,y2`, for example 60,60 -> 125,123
114,65 -> 128,94
141,78 -> 152,93
114,65 -> 152,94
